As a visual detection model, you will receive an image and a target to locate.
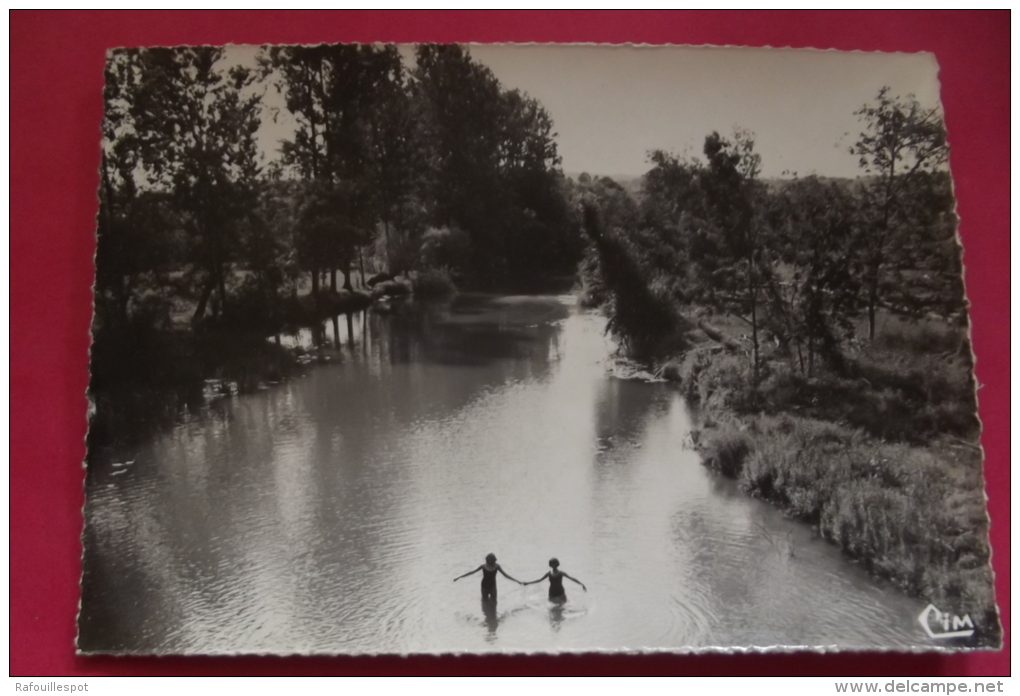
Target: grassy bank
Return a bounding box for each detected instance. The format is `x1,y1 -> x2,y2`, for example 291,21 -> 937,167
661,315 -> 999,645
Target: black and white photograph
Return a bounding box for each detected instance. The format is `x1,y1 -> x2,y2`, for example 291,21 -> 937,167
79,42 -> 1000,655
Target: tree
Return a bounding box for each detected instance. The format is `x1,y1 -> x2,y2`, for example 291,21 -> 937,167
496,88 -> 573,280
888,170 -> 964,319
698,130 -> 772,383
850,87 -> 949,339
574,174 -> 643,308
639,150 -> 711,304
769,177 -> 865,376
412,44 -> 573,287
126,46 -> 262,323
263,44 -> 399,294
96,52 -> 181,328
581,202 -> 686,359
363,46 -> 426,277
262,44 -> 328,297
412,44 -> 509,283
234,178 -> 302,333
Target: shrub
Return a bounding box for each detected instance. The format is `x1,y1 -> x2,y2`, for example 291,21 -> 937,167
370,279 -> 411,299
686,351 -> 752,413
702,424 -> 753,478
420,226 -> 472,273
412,266 -> 457,299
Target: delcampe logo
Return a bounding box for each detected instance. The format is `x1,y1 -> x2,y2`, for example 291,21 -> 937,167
918,603 -> 975,639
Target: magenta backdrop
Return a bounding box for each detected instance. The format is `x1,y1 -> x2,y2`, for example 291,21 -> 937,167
10,10 -> 1009,676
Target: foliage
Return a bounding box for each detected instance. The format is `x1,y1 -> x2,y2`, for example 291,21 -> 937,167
583,131 -> 776,381
580,201 -> 690,360
131,47 -> 263,322
412,44 -> 578,287
850,87 -> 951,338
572,174 -> 641,307
767,176 -> 866,375
260,44 -> 393,292
590,91 -> 958,387
411,266 -> 457,299
701,425 -> 753,479
695,130 -> 773,381
93,43 -> 587,444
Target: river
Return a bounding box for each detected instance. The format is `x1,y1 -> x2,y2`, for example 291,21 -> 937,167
79,293 -> 938,654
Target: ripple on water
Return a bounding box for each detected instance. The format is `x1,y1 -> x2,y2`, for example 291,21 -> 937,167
80,298 -> 937,654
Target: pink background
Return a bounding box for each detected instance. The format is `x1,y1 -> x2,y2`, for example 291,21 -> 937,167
10,10 -> 1009,676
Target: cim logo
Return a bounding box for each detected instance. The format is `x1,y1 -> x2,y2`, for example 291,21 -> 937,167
918,603 -> 975,640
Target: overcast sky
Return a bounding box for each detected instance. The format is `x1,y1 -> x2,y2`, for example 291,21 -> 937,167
242,43 -> 942,180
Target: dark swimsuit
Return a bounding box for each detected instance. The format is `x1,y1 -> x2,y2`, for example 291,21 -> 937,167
548,572 -> 566,600
481,566 -> 498,601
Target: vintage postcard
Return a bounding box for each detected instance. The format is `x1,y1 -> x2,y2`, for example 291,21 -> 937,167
79,42 -> 1000,654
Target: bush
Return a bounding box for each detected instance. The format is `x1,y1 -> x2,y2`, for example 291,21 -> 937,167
371,280 -> 411,300
678,350 -> 754,413
701,424 -> 753,478
420,226 -> 472,273
411,266 -> 457,299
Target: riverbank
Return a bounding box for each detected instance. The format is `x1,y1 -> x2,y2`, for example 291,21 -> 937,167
653,312 -> 999,646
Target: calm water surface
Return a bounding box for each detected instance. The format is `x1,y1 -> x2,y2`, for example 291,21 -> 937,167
80,294 -> 937,654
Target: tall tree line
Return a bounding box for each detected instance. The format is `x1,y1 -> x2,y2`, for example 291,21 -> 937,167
94,43 -> 580,339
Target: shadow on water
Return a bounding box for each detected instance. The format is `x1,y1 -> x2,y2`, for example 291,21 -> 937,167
89,296 -> 567,457
548,597 -> 567,633
481,599 -> 499,641
374,295 -> 568,368
478,598 -> 532,644
284,295 -> 569,370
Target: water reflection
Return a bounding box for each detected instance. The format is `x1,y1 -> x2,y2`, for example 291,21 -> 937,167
80,295 -> 938,654
548,599 -> 567,633
481,599 -> 501,641
280,297 -> 569,373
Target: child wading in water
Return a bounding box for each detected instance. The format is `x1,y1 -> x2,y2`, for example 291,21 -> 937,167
523,558 -> 586,602
453,553 -> 523,602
